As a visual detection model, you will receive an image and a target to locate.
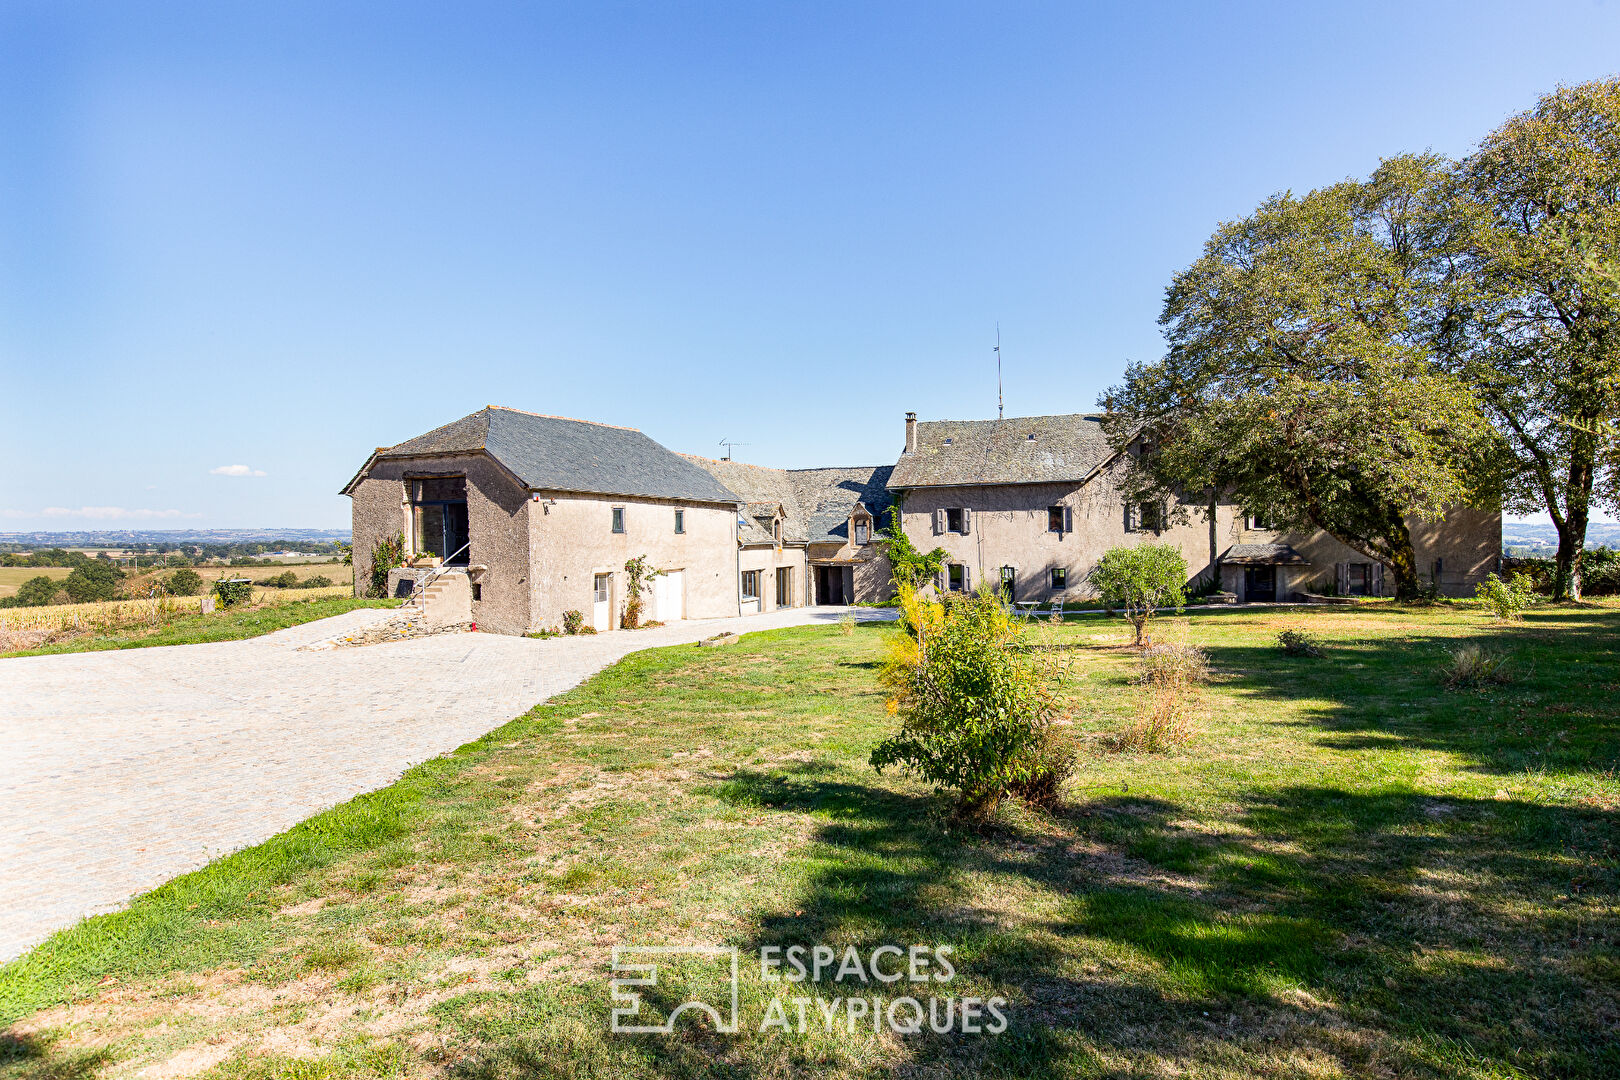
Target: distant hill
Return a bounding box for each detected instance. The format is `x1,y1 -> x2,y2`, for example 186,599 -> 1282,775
1502,521 -> 1620,556
0,528 -> 350,548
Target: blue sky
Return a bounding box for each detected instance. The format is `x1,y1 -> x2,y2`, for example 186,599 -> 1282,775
2,1 -> 1617,531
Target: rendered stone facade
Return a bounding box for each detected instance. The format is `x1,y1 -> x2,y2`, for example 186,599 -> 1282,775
347,405 -> 1502,629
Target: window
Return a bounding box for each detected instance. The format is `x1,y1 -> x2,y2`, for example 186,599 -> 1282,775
741,569 -> 761,600
1346,563 -> 1373,596
776,567 -> 793,607
1048,506 -> 1065,533
854,518 -> 870,545
999,566 -> 1016,600
773,518 -> 782,544
409,476 -> 469,564
1128,501 -> 1165,533
594,574 -> 611,603
947,564 -> 967,592
946,508 -> 965,533
1245,513 -> 1273,531
611,507 -> 625,534
1051,567 -> 1067,591
674,509 -> 685,534
471,583 -> 482,602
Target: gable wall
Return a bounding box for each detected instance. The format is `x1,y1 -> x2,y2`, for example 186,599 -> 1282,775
350,452 -> 533,633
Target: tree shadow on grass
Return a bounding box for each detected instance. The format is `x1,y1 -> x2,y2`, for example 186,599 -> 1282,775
694,767 -> 1618,1080
1194,604 -> 1620,778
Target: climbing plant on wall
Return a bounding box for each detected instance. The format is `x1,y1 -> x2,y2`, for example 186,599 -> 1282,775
621,554 -> 664,629
369,532 -> 407,598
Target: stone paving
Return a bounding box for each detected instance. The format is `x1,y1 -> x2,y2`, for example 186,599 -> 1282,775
0,605 -> 892,962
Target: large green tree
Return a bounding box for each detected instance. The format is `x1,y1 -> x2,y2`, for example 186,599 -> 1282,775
1103,157 -> 1502,601
1446,79 -> 1620,599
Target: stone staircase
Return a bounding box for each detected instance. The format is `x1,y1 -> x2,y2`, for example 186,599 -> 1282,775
403,570 -> 473,627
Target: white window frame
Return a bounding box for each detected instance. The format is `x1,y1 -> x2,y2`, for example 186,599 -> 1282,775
741,569 -> 761,601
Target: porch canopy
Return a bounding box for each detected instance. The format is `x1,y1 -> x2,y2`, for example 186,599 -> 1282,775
1219,543 -> 1309,566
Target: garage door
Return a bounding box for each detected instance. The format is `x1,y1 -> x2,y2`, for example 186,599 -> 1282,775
654,569 -> 685,622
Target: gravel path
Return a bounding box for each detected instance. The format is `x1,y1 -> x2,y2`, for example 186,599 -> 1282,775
0,606 -> 892,962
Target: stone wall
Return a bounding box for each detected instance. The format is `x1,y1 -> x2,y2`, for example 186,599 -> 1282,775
527,492 -> 739,631
348,452 -> 533,634
739,544 -> 810,611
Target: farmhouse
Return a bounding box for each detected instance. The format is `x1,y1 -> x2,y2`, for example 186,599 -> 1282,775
344,405 -> 1501,632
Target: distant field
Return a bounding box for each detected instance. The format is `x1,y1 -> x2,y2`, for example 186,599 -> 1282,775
0,562 -> 351,597
189,562 -> 352,586
0,567 -> 71,598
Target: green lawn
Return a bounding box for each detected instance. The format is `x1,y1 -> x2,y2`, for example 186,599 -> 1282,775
1,602 -> 1615,1079
0,596 -> 399,658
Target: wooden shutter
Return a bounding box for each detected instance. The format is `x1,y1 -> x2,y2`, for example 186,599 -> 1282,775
1125,503 -> 1139,532
961,507 -> 972,535
1063,506 -> 1072,534
1336,562 -> 1346,594
1373,563 -> 1385,596
963,565 -> 972,592
933,508 -> 944,535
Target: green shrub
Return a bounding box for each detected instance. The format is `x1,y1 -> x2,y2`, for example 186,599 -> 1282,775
562,609 -> 588,634
14,575 -> 61,607
870,584 -> 1073,814
1583,548 -> 1620,596
165,568 -> 204,596
299,574 -> 334,589
264,570 -> 299,588
61,561 -> 122,603
212,578 -> 253,607
1475,572 -> 1537,620
1277,628 -> 1324,657
1087,543 -> 1189,646
368,533 -> 407,598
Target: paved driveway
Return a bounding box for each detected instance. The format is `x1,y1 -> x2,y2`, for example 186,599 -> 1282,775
0,606 -> 889,962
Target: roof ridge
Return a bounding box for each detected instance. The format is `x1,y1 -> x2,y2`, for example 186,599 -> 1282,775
916,412 -> 1105,424
486,405 -> 642,432
785,464 -> 888,474
678,452 -> 788,471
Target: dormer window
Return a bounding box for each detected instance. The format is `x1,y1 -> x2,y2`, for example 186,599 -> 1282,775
943,438 -> 953,446
854,518 -> 870,545
773,518 -> 782,544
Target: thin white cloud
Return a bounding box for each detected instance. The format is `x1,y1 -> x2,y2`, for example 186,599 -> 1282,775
210,464 -> 268,477
21,506 -> 206,520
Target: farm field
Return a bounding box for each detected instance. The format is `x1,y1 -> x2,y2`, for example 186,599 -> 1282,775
1,601 -> 1616,1079
0,567 -> 70,598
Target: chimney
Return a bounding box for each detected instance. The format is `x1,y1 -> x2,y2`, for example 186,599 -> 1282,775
904,412 -> 917,453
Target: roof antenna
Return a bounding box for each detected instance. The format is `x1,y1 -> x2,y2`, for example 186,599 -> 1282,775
994,323 -> 1004,419
718,438 -> 750,461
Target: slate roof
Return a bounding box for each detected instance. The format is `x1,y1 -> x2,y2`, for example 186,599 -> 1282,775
348,407 -> 740,504
684,457 -> 894,546
1220,543 -> 1309,565
888,413 -> 1117,489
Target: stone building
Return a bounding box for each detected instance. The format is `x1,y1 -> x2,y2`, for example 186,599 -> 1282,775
342,406 -> 743,634
345,404 -> 1501,632
888,411 -> 1501,603
686,456 -> 896,609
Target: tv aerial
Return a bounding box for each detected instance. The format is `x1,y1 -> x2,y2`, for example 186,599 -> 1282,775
719,438 -> 751,461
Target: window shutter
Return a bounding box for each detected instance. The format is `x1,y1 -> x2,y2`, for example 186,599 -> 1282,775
933,508 -> 944,535
1336,562 -> 1346,594
963,565 -> 971,592
1125,503 -> 1139,532
1373,563 -> 1385,596
1063,506 -> 1072,534
961,507 -> 972,535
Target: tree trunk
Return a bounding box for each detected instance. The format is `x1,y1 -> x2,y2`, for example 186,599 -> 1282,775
1552,435 -> 1595,602
1385,535 -> 1421,602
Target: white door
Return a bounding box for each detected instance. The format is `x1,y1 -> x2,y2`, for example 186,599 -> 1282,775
655,569 -> 685,622
593,573 -> 612,631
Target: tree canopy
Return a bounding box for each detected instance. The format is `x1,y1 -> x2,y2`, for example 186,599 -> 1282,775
1102,156 -> 1503,601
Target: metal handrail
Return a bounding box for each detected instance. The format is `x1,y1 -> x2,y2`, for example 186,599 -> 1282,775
405,542 -> 470,608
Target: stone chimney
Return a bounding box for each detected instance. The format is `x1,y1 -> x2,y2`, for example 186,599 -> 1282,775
904,412 -> 917,453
